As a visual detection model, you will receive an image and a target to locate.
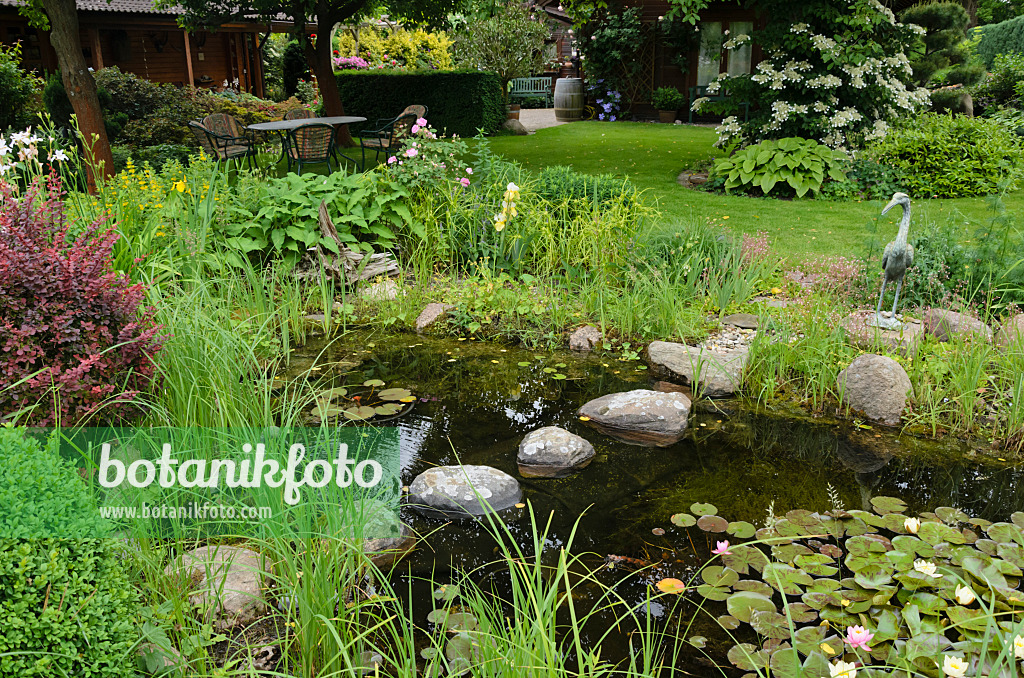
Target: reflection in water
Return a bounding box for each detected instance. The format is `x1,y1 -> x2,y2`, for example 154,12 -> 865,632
293,332 -> 1019,671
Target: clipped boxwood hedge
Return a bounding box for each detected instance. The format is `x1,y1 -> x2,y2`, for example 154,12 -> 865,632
335,69 -> 505,138
973,14 -> 1024,68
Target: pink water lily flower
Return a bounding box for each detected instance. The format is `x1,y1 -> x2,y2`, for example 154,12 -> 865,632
711,540 -> 731,555
845,625 -> 873,651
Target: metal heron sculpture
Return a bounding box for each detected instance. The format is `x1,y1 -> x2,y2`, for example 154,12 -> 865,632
870,192 -> 914,330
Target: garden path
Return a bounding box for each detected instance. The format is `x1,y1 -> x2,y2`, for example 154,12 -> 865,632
519,108 -> 566,133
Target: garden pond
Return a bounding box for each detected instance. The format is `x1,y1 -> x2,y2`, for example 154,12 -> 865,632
281,330 -> 1024,672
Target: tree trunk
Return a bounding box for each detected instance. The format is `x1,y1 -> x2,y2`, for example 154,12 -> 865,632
310,0 -> 354,146
41,0 -> 114,188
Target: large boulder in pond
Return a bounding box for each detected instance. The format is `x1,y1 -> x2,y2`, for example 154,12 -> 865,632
647,341 -> 748,397
577,389 -> 691,447
836,354 -> 912,426
923,308 -> 992,343
408,465 -> 522,519
518,426 -> 595,478
164,545 -> 266,630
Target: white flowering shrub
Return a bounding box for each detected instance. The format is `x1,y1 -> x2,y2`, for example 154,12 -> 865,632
694,0 -> 931,150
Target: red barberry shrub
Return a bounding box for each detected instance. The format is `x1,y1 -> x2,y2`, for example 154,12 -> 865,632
0,175 -> 166,425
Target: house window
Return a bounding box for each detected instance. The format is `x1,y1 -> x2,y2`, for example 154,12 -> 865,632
696,20 -> 754,86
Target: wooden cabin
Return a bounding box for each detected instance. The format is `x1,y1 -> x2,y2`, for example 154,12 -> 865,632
0,0 -> 289,97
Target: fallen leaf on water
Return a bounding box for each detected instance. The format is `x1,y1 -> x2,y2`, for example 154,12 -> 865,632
655,578 -> 686,594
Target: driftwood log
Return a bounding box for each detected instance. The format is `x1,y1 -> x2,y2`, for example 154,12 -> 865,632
306,200 -> 399,283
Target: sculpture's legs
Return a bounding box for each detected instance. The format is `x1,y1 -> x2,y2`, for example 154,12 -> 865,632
890,280 -> 903,318
875,279 -> 888,316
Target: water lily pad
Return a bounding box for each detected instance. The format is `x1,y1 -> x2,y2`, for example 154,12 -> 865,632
918,521 -> 965,545
871,496 -> 908,515
987,522 -> 1024,546
807,578 -> 842,593
723,545 -> 769,574
363,379 -> 386,387
552,373 -> 567,380
735,580 -> 773,597
772,543 -> 813,564
691,502 -> 718,516
946,605 -> 989,632
801,591 -> 841,610
997,543 -> 1024,569
433,585 -> 460,601
795,553 -> 838,576
727,591 -> 776,622
787,602 -> 818,623
750,610 -> 791,639
904,591 -> 948,616
317,387 -> 348,401
769,647 -> 802,678
1012,512 -> 1024,529
762,562 -> 814,595
701,566 -> 739,588
819,544 -> 843,559
718,614 -> 741,630
688,636 -> 707,649
671,513 -> 696,527
727,521 -> 757,539
374,403 -> 403,415
343,405 -> 377,420
312,404 -> 346,419
697,515 -> 729,533
727,644 -> 768,672
378,387 -> 412,401
936,506 -> 970,524
773,519 -> 806,538
517,362 -> 531,367
420,648 -> 438,660
445,612 -> 478,632
792,625 -> 826,656
696,584 -> 731,601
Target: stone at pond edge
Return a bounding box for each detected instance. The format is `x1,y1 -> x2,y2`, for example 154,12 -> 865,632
518,426 -> 596,478
923,308 -> 992,343
647,341 -> 749,397
840,310 -> 924,357
577,389 -> 691,447
164,545 -> 266,630
836,354 -> 912,426
415,303 -> 455,333
569,325 -> 603,352
502,119 -> 529,135
723,313 -> 759,330
360,279 -> 402,302
363,523 -> 416,569
408,465 -> 522,519
995,313 -> 1024,349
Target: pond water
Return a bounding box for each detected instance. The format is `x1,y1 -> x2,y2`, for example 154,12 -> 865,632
291,330 -> 1024,671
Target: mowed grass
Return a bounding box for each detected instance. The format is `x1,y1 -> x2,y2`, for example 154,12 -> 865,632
485,120 -> 1024,260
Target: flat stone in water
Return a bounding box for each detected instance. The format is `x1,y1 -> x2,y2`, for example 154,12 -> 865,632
578,389 -> 691,447
723,313 -> 758,329
408,465 -> 522,519
646,341 -> 749,397
518,426 -> 595,478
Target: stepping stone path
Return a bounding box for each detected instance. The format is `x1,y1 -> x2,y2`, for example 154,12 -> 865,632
646,341 -> 749,397
415,303 -> 455,332
924,308 -> 993,343
569,325 -> 603,352
840,310 -> 924,356
836,354 -> 912,426
517,426 -> 595,478
996,313 -> 1024,348
408,465 -> 522,519
164,545 -> 266,630
577,389 -> 691,447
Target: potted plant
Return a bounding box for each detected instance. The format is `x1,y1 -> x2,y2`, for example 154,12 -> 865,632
652,87 -> 685,123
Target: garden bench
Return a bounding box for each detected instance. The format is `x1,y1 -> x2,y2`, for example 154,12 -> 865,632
509,77 -> 553,107
688,85 -> 750,124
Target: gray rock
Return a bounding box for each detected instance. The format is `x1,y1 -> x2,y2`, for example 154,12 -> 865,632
836,354 -> 913,426
415,303 -> 454,332
840,310 -> 924,357
164,545 -> 266,630
360,279 -> 401,301
923,308 -> 992,343
646,341 -> 749,397
408,465 -> 522,519
578,389 -> 691,447
517,426 -> 595,478
995,313 -> 1024,348
502,119 -> 529,135
723,313 -> 759,329
363,523 -> 416,569
569,325 -> 603,352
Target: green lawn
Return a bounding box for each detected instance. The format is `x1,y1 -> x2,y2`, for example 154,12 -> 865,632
486,121 -> 1024,260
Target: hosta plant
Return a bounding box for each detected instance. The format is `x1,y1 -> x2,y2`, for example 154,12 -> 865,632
712,137 -> 847,197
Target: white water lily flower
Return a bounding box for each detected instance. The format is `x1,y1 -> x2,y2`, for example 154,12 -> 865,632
1014,635 -> 1024,660
829,660 -> 857,677
954,584 -> 975,605
942,654 -> 967,677
913,559 -> 942,578
904,517 -> 921,533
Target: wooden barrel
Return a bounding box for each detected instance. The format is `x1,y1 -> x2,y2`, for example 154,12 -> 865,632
554,78 -> 584,122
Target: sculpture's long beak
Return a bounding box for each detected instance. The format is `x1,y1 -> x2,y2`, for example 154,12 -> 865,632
881,197 -> 899,215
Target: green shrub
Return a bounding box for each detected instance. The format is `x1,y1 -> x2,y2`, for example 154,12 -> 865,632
971,51 -> 1024,114
868,112 -> 1024,197
819,156 -> 909,201
535,165 -> 638,209
0,44 -> 38,132
112,143 -> 193,172
651,86 -> 685,111
711,137 -> 847,197
92,66 -> 171,119
283,40 -> 309,97
973,14 -> 1024,67
336,70 -> 505,137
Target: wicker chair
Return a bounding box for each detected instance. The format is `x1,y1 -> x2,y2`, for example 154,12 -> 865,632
286,123 -> 335,174
358,105 -> 427,168
193,113 -> 256,170
284,108 -> 314,120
